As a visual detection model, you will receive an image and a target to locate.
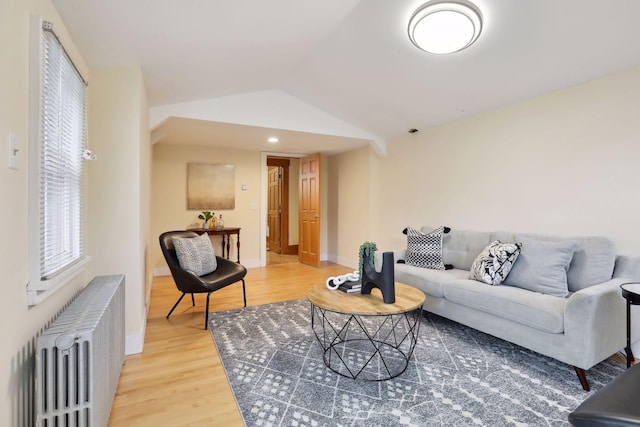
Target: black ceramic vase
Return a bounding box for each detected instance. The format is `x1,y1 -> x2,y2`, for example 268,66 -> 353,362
360,251 -> 395,303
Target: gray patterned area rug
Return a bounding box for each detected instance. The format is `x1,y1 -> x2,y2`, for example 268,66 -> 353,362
209,299 -> 623,426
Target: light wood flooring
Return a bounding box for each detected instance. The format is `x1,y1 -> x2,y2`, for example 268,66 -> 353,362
108,259 -> 631,426
107,260 -> 351,426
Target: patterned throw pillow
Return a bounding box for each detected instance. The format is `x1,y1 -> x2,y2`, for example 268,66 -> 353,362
172,233 -> 217,276
470,240 -> 522,285
405,226 -> 445,270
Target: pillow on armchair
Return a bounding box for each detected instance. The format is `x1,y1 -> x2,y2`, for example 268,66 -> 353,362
172,233 -> 217,276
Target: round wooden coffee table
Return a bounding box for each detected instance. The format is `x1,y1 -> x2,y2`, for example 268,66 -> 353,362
306,282 -> 425,381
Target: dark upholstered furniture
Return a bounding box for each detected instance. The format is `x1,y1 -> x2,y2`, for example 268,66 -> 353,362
569,363 -> 640,426
159,230 -> 247,329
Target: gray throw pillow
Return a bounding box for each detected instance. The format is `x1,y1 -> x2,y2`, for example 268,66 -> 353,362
470,240 -> 522,285
172,233 -> 217,276
405,226 -> 445,270
503,235 -> 576,297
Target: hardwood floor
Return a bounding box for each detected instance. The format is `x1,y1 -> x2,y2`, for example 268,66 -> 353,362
266,251 -> 299,265
108,260 -> 631,426
108,260 -> 351,426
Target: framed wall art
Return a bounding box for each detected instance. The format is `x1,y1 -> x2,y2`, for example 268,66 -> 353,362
187,163 -> 235,210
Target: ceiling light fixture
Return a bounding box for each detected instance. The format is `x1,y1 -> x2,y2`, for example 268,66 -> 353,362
267,137 -> 279,143
408,1 -> 482,54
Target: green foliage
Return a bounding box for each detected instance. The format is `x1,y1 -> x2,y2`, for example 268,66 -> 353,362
198,211 -> 214,222
358,241 -> 378,278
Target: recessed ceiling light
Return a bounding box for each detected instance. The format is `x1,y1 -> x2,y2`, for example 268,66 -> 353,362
408,1 -> 483,54
267,137 -> 279,143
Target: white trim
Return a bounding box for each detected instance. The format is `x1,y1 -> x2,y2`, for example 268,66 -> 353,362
153,266 -> 171,277
125,303 -> 147,355
331,255 -> 358,270
27,256 -> 90,305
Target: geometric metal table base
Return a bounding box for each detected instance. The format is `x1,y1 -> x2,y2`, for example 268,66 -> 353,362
310,303 -> 423,381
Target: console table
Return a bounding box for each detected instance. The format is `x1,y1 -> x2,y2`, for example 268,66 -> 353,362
188,227 -> 241,263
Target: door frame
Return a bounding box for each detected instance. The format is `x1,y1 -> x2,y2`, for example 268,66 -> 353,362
260,152 -> 305,266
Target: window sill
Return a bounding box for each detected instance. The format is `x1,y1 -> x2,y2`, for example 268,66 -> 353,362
27,256 -> 90,306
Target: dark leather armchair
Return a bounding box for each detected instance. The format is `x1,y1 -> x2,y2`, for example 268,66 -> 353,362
569,363 -> 640,426
159,230 -> 247,329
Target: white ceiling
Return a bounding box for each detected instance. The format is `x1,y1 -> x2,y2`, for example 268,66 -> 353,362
155,117 -> 370,155
53,0 -> 640,154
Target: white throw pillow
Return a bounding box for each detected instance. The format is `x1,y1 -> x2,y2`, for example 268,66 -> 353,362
470,240 -> 522,285
172,233 -> 217,276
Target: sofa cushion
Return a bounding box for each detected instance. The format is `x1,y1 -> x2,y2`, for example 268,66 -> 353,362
469,240 -> 522,285
395,264 -> 468,298
405,226 -> 445,270
503,235 -> 576,297
498,232 -> 615,292
172,233 -> 217,276
421,226 -> 491,270
444,279 -> 568,333
613,255 -> 640,281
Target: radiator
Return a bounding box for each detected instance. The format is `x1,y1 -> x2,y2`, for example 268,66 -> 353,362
36,275 -> 125,427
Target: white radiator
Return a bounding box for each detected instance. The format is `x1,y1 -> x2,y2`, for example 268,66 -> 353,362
36,275 -> 125,427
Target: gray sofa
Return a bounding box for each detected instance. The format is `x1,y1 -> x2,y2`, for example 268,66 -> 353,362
386,226 -> 640,390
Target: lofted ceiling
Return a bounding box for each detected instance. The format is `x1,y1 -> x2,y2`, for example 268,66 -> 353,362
53,0 -> 640,154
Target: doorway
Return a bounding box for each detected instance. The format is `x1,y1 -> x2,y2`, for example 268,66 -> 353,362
266,156 -> 299,265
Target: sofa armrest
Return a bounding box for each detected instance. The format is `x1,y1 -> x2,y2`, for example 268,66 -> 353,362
374,249 -> 406,268
564,278 -> 628,369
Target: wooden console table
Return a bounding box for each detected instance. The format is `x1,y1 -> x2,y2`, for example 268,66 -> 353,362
188,227 -> 241,263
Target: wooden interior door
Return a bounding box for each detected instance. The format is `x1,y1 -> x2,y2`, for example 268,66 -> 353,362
299,153 -> 320,266
267,166 -> 282,253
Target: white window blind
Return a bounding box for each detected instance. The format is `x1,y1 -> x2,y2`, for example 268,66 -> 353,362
39,22 -> 87,280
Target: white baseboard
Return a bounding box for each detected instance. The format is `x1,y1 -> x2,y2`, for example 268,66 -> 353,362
153,266 -> 170,277
332,255 -> 357,270
125,303 -> 147,355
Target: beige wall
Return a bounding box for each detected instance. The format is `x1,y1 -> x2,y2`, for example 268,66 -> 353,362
152,144 -> 262,271
328,67 -> 640,266
327,147 -> 373,268
1,0 -> 86,423
88,66 -> 150,354
0,2 -> 150,422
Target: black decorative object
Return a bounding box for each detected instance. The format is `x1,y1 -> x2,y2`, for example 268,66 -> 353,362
360,250 -> 396,304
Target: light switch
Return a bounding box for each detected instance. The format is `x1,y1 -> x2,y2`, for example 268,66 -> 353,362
8,133 -> 19,170
241,183 -> 248,191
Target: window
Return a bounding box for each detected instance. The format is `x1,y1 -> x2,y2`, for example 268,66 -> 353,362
28,18 -> 88,305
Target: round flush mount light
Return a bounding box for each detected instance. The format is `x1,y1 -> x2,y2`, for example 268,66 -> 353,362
267,137 -> 279,143
408,1 -> 482,54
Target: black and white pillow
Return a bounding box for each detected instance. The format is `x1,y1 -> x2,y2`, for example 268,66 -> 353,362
470,240 -> 522,285
172,233 -> 217,276
405,226 -> 445,270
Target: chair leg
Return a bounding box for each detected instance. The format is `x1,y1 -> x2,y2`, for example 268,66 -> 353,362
191,293 -> 195,306
167,293 -> 187,319
204,292 -> 212,329
241,279 -> 247,307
